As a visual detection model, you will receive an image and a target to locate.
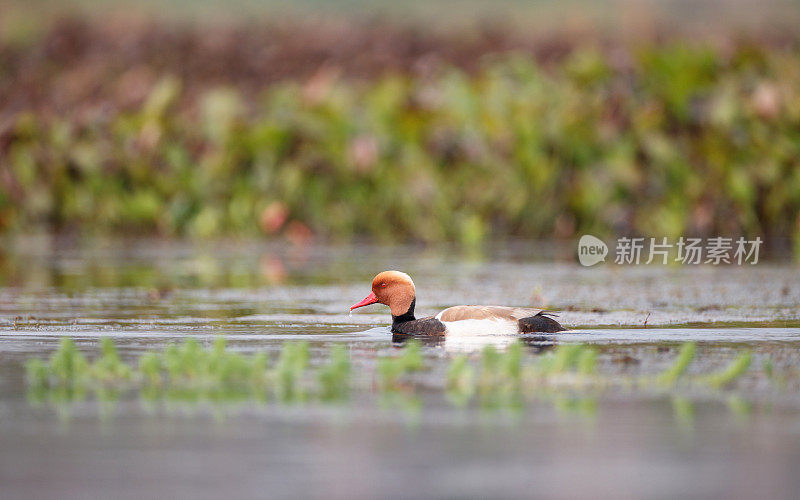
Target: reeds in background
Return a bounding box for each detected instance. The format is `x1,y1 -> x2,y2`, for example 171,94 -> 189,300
1,15 -> 799,252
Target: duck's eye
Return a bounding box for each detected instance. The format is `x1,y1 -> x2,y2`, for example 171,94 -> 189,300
380,282 -> 387,287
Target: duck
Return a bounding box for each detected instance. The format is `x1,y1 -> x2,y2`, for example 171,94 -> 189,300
350,271 -> 565,336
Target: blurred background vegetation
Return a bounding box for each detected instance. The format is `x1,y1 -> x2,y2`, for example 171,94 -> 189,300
1,0 -> 799,254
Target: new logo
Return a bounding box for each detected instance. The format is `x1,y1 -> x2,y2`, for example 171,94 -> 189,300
578,235 -> 608,266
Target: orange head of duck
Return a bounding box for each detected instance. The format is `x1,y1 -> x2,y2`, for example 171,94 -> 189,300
350,270 -> 416,317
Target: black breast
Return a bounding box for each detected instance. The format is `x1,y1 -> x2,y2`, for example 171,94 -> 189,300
391,316 -> 446,336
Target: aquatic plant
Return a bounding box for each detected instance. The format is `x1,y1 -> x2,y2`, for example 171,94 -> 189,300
48,338 -> 90,385
376,357 -> 404,389
446,354 -> 477,405
576,348 -> 598,375
25,358 -> 50,388
21,337 -> 773,416
726,395 -> 753,420
657,342 -> 697,385
91,337 -> 132,382
550,344 -> 584,373
376,340 -> 426,389
477,345 -> 502,393
398,340 -> 424,372
138,353 -> 163,385
264,341 -> 308,401
275,341 -> 310,375
671,396 -> 695,429
703,351 -> 752,388
162,344 -> 186,381
554,396 -> 598,417
251,352 -> 270,387
475,344 -> 529,408
25,337 -> 310,400
503,341 -> 523,381
274,340 -> 310,398
317,344 -> 352,400
762,359 -> 774,380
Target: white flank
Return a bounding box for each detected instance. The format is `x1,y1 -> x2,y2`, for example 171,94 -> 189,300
442,318 -> 520,353
440,318 -> 519,337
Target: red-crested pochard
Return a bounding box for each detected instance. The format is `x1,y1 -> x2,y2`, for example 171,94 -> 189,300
350,271 -> 565,336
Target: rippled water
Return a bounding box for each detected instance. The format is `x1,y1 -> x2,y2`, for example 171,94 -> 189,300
1,237 -> 800,498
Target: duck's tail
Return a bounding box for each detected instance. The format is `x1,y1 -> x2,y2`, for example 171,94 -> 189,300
518,311 -> 566,333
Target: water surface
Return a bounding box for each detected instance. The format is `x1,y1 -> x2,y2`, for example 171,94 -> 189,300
1,238 -> 800,499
